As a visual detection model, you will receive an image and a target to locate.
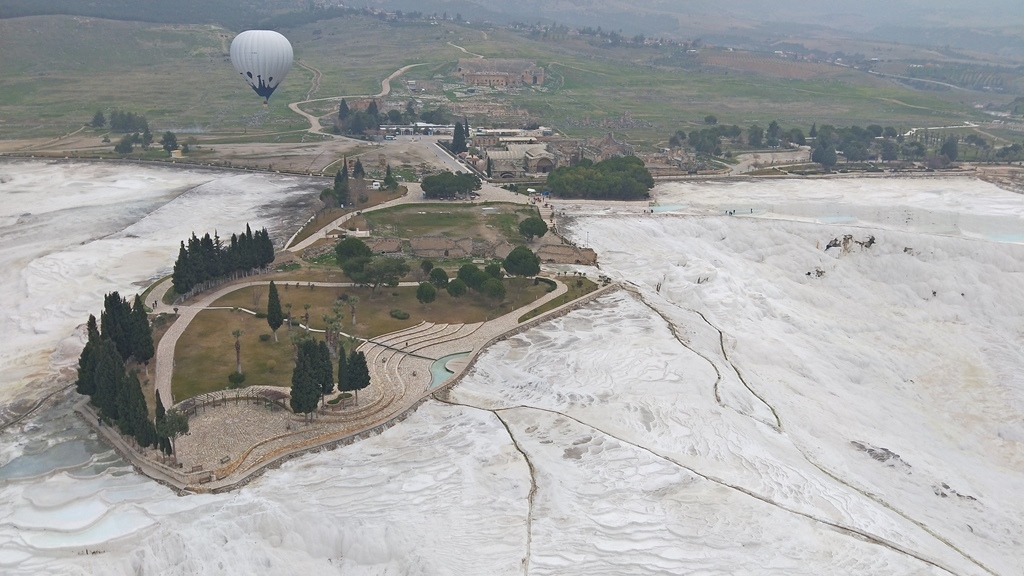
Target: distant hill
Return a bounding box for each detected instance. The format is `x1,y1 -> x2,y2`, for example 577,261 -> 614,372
0,0 -> 285,29
370,0 -> 1024,56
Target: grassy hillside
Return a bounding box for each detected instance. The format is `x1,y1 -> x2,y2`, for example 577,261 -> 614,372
0,13 -> 1006,145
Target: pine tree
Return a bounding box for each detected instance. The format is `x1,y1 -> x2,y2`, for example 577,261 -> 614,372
75,315 -> 101,397
267,281 -> 283,342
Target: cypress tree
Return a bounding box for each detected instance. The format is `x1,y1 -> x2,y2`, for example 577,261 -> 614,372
101,292 -> 133,361
130,294 -> 154,366
172,242 -> 193,295
454,122 -> 468,153
383,164 -> 398,190
353,159 -> 365,179
117,371 -> 151,446
290,340 -> 320,420
338,98 -> 350,120
318,340 -> 334,405
156,390 -> 166,423
337,344 -> 350,395
349,350 -> 370,404
267,281 -> 283,342
257,228 -> 275,267
75,315 -> 101,397
92,339 -> 125,420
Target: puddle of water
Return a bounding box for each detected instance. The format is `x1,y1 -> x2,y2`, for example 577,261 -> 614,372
429,352 -> 470,389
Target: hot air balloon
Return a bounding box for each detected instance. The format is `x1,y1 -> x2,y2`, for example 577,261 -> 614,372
229,30 -> 293,103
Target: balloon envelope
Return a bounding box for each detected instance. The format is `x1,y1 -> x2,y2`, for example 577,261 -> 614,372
229,30 -> 293,101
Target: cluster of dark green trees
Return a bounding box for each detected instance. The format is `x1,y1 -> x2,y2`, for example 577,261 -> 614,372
172,225 -> 274,297
336,98 -> 453,136
546,156 -> 654,200
810,123 -> 898,167
669,120 -> 807,155
334,237 -> 411,294
415,247 -> 541,305
323,159 -> 398,208
328,161 -> 355,207
289,340 -> 369,421
421,171 -> 481,199
75,292 -> 183,453
106,110 -> 149,133
670,124 -> 742,155
452,262 -> 507,301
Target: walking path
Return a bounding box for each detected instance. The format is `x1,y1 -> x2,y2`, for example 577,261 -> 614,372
129,264 -> 612,492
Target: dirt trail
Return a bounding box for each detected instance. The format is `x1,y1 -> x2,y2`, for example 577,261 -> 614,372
448,41 -> 484,58
287,63 -> 427,136
295,61 -> 322,101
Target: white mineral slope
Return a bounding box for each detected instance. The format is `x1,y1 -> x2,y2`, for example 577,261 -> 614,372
0,160 -> 323,413
492,177 -> 1021,575
502,406 -> 954,575
0,401 -> 529,575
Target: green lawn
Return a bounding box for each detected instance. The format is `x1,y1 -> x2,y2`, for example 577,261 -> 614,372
172,277 -> 548,400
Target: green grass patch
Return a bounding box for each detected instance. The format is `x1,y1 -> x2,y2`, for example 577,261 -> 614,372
519,277 -> 599,322
172,278 -> 549,400
172,309 -> 302,401
363,202 -> 536,240
290,208 -> 348,248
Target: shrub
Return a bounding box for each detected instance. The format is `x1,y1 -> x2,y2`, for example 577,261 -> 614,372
228,372 -> 246,386
390,309 -> 410,320
327,392 -> 352,405
536,277 -> 557,292
255,312 -> 267,319
259,333 -> 271,342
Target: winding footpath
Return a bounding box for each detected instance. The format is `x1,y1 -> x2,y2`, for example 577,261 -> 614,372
287,63 -> 428,137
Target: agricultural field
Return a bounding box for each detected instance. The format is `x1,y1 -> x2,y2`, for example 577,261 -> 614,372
699,51 -> 845,80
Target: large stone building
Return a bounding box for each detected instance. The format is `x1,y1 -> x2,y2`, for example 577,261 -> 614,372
486,144 -> 558,178
455,59 -> 545,88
